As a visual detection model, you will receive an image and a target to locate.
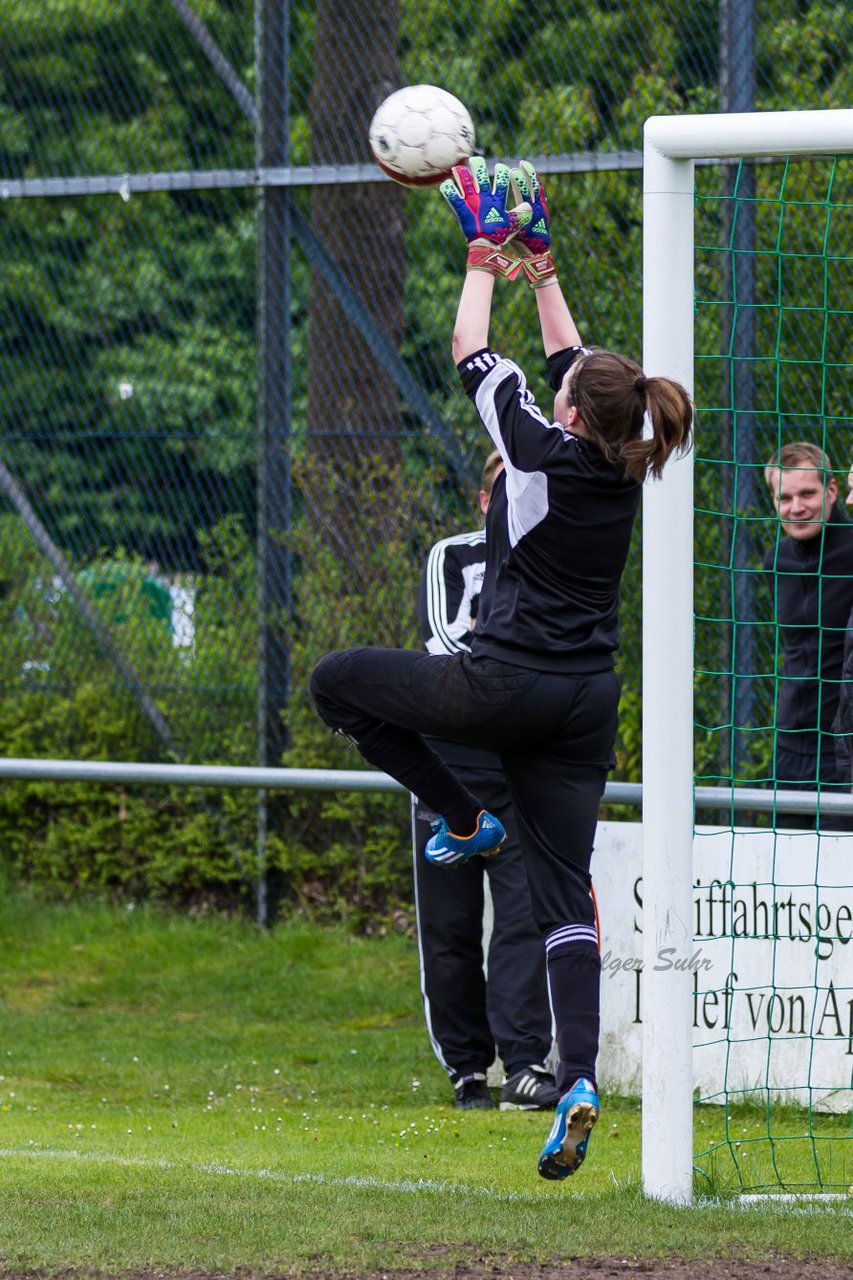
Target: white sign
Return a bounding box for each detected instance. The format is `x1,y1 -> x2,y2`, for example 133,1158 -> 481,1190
593,822 -> 853,1112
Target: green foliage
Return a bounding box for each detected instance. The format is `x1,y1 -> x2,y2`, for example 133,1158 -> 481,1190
0,188 -> 257,564
0,512 -> 259,909
0,0 -> 850,912
761,3 -> 852,109
0,454 -> 463,927
0,686 -> 254,907
267,450 -> 472,929
0,512 -> 257,757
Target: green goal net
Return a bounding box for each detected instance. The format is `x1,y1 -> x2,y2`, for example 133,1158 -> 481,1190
691,153 -> 853,1194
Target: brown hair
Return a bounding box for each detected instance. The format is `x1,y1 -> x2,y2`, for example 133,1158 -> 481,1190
480,449 -> 504,498
763,442 -> 834,492
567,351 -> 693,482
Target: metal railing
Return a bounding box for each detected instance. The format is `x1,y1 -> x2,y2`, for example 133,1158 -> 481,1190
1,757 -> 851,818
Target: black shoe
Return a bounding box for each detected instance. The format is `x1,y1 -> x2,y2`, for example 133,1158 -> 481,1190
453,1075 -> 495,1110
500,1064 -> 561,1111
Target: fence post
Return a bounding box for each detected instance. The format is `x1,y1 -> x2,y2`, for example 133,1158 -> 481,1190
255,0 -> 292,927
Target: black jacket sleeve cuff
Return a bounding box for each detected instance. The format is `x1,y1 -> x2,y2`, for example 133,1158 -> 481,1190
547,345 -> 589,392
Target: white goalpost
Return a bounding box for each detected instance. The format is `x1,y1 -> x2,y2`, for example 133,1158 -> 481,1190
641,107 -> 853,1204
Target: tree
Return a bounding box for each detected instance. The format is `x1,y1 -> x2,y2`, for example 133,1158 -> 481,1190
303,0 -> 409,589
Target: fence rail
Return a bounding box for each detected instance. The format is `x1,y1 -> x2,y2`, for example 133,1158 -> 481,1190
0,758 -> 850,818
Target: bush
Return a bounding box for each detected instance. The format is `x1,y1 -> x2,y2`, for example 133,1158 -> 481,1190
0,685 -> 256,909
0,458 -> 473,930
266,450 -> 467,929
0,515 -> 258,912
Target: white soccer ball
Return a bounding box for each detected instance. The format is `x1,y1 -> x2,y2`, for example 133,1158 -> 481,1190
368,85 -> 476,188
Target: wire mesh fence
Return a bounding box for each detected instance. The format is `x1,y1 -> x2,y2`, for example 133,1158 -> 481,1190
0,3 -> 849,898
693,154 -> 853,792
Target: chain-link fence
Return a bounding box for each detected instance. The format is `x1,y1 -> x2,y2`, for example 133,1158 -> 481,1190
0,1 -> 849,906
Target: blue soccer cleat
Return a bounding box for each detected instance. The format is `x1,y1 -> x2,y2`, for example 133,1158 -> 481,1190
423,810 -> 506,867
537,1077 -> 599,1180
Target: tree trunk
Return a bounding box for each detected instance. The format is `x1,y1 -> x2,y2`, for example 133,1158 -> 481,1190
306,0 -> 406,588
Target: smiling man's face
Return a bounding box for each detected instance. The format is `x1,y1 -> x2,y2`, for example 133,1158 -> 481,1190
770,466 -> 838,541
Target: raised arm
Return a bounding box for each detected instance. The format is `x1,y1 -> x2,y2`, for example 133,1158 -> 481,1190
451,270 -> 495,363
506,161 -> 583,356
534,279 -> 582,357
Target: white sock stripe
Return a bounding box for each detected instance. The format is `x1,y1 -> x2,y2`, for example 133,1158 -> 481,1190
546,924 -> 597,941
545,925 -> 599,952
545,938 -> 598,953
546,927 -> 597,942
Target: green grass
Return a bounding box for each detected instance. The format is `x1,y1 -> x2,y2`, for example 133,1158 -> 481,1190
0,894 -> 850,1274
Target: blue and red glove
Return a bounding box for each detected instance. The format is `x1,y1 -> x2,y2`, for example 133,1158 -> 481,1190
510,161 -> 550,253
508,161 -> 558,288
440,157 -> 531,279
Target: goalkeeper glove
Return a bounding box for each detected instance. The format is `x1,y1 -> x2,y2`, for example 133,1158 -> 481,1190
507,161 -> 558,288
440,157 -> 531,279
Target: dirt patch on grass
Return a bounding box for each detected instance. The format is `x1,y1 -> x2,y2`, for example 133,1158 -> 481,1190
313,1259 -> 850,1280
4,1260 -> 853,1280
360,1261 -> 853,1280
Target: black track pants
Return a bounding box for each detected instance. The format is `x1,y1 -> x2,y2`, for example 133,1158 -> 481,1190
311,646 -> 620,1090
412,758 -> 552,1086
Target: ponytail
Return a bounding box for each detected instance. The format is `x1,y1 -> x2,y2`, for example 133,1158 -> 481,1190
620,376 -> 693,481
568,351 -> 693,482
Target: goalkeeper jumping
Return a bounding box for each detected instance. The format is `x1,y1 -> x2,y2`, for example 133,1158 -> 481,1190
311,158 -> 693,1179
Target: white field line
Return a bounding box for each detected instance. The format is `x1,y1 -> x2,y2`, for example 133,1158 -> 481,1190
0,1146 -> 539,1203
2,1146 -> 852,1214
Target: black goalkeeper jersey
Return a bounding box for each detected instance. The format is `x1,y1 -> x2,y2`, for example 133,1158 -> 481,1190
459,345 -> 642,674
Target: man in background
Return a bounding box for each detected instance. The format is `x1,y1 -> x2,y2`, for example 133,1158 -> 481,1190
763,441 -> 853,828
830,459 -> 853,786
412,451 -> 558,1110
